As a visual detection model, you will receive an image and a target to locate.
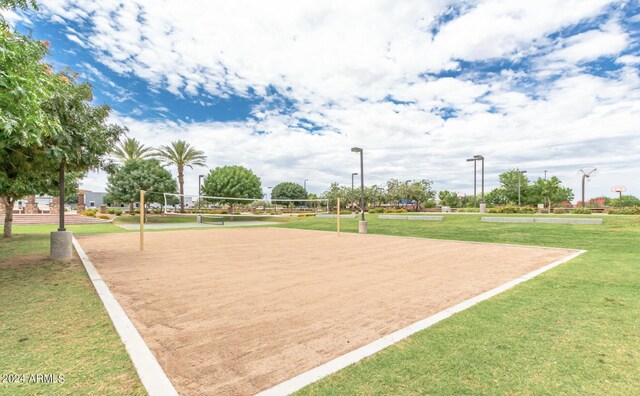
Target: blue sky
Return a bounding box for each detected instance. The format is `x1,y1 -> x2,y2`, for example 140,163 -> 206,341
6,0 -> 640,199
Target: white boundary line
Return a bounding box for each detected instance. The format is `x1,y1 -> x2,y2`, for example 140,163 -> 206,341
258,248 -> 587,396
72,237 -> 178,396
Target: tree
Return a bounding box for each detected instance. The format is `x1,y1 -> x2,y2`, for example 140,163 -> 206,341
1,9 -> 60,149
530,176 -> 574,213
497,169 -> 532,204
365,185 -> 386,209
271,182 -> 308,205
321,182 -> 347,210
405,179 -> 435,211
113,137 -> 153,164
105,160 -> 178,210
1,71 -> 124,238
385,179 -> 405,207
438,190 -> 461,208
484,188 -> 508,207
154,140 -> 207,213
201,166 -> 262,212
605,195 -> 640,208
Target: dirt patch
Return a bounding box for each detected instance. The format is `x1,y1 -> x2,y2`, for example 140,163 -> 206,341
0,254 -> 50,268
77,228 -> 576,395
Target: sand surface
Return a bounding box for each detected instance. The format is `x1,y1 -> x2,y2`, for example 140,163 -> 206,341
77,228 -> 576,395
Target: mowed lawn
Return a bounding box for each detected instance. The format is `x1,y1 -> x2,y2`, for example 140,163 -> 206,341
1,215 -> 639,395
277,214 -> 640,395
0,223 -> 145,395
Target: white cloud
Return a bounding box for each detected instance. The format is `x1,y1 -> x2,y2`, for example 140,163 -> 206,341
546,22 -> 629,64
28,0 -> 640,199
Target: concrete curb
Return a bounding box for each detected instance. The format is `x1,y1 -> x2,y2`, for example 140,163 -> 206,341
72,237 -> 178,396
258,248 -> 587,395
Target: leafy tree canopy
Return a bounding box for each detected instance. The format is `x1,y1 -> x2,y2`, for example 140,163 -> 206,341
0,30 -> 59,148
498,169 -> 531,204
271,182 -> 307,204
438,190 -> 462,208
485,188 -> 509,206
201,165 -> 262,205
405,179 -> 435,211
605,195 -> 640,207
529,176 -> 574,212
105,159 -> 178,205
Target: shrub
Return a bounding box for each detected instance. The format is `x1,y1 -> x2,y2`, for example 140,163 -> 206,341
488,206 -> 536,214
97,214 -> 110,220
553,208 -> 568,214
369,208 -> 385,214
608,206 -> 640,215
80,209 -> 98,217
383,208 -> 408,213
573,207 -> 592,214
114,209 -> 123,216
107,208 -> 115,214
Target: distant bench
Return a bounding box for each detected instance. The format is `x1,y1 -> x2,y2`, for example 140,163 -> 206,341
378,215 -> 444,221
316,214 -> 357,219
482,217 -> 603,225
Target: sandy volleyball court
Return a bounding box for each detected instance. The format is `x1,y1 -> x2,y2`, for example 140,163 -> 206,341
76,228 -> 576,395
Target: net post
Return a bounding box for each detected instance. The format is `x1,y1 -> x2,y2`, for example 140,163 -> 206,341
140,190 -> 145,251
337,198 -> 340,236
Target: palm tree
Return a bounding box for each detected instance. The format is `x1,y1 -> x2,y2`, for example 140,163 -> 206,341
154,140 -> 207,212
113,137 -> 154,163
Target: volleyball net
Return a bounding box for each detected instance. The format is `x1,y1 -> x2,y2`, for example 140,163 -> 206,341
162,193 -> 329,214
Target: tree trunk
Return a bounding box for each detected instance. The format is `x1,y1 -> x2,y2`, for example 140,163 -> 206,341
548,197 -> 552,214
178,165 -> 185,213
3,197 -> 15,238
129,201 -> 134,214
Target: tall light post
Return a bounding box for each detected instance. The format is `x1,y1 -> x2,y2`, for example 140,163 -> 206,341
351,172 -> 358,212
517,169 -> 527,207
198,174 -> 205,211
466,157 -> 477,207
578,167 -> 598,207
351,147 -> 367,233
474,155 -> 485,204
304,179 -> 308,193
544,170 -> 548,180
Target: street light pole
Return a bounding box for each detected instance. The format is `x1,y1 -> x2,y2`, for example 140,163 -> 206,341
351,147 -> 367,233
198,174 -> 204,212
581,174 -> 587,207
518,169 -> 527,207
474,155 -> 485,203
351,172 -> 358,212
304,179 -> 308,193
466,157 -> 477,207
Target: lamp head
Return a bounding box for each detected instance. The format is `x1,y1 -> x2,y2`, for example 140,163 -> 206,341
351,147 -> 362,153
466,158 -> 475,162
474,154 -> 484,160
352,172 -> 358,176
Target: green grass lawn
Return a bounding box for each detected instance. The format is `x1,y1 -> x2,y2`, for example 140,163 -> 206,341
0,224 -> 144,395
2,215 -> 638,395
276,214 -> 640,395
